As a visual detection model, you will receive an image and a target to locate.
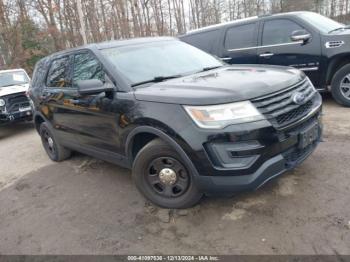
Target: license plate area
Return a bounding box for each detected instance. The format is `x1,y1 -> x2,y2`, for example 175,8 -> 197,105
298,121 -> 319,149
19,106 -> 31,112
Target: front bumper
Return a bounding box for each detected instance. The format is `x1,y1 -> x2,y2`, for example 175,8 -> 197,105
197,141 -> 318,194
186,94 -> 323,194
0,110 -> 33,124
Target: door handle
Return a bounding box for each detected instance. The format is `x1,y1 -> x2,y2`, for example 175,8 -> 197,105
259,52 -> 274,58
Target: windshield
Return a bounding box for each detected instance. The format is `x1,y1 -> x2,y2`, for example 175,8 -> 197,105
0,71 -> 29,87
100,40 -> 223,86
299,12 -> 344,34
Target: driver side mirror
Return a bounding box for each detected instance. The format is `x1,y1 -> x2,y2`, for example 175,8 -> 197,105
76,79 -> 114,96
290,30 -> 311,44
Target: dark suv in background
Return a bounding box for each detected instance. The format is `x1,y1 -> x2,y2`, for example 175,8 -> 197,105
29,38 -> 322,208
180,11 -> 350,106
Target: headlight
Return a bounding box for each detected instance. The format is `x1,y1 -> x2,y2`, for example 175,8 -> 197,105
184,101 -> 264,129
0,99 -> 5,107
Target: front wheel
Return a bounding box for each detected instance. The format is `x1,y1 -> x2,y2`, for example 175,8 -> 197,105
331,64 -> 350,107
132,139 -> 203,209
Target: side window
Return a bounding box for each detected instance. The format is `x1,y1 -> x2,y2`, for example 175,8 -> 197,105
72,52 -> 105,87
181,29 -> 221,53
224,23 -> 256,50
46,56 -> 71,88
262,19 -> 305,46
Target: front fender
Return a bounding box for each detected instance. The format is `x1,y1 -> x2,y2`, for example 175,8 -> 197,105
125,126 -> 200,178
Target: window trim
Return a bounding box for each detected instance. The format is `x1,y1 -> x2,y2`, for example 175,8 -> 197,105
227,41 -> 304,52
223,22 -> 258,51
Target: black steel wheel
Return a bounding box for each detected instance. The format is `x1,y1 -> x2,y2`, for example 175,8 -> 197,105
39,122 -> 71,162
146,157 -> 190,198
132,139 -> 202,209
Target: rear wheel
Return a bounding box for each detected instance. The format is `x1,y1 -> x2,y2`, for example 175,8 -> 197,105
331,64 -> 350,107
39,122 -> 71,162
132,139 -> 203,209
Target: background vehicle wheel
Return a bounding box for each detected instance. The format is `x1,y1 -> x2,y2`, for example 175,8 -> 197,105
39,122 -> 71,162
132,138 -> 203,209
331,64 -> 350,107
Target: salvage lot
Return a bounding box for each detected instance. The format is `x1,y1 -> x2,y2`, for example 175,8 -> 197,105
0,94 -> 349,255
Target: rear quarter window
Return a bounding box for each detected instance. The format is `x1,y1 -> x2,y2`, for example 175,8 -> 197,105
31,59 -> 47,88
181,29 -> 221,53
224,23 -> 257,50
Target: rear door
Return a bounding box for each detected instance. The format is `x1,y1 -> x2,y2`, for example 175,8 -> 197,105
219,22 -> 259,64
258,18 -> 321,87
43,55 -> 77,144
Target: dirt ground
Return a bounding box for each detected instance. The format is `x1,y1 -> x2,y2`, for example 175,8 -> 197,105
0,94 -> 349,255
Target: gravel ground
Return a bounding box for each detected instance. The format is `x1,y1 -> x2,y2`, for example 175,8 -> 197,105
0,94 -> 349,255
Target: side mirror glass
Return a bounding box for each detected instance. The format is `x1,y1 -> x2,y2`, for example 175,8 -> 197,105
76,79 -> 114,96
290,30 -> 311,43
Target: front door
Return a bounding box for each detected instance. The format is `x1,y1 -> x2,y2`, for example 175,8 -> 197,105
69,51 -> 121,155
258,18 -> 321,87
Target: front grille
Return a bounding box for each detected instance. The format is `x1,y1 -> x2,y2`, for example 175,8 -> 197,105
252,79 -> 317,128
283,142 -> 317,168
3,92 -> 30,113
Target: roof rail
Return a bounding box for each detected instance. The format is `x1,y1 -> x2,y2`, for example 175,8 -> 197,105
258,13 -> 272,18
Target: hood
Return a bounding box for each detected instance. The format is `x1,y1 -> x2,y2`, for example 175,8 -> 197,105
134,65 -> 305,105
0,84 -> 29,97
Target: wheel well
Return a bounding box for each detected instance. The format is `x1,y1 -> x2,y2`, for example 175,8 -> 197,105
327,56 -> 350,85
131,132 -> 159,160
34,115 -> 45,132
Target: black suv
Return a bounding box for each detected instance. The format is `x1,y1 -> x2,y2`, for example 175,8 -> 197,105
29,38 -> 322,208
180,11 -> 350,106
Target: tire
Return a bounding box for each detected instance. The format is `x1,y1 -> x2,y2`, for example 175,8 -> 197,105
331,64 -> 350,107
39,122 -> 72,162
132,138 -> 203,209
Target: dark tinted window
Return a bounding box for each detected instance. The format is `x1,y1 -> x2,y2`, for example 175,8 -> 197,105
224,23 -> 256,50
262,19 -> 304,45
32,59 -> 47,88
181,29 -> 221,53
46,56 -> 71,88
72,52 -> 105,86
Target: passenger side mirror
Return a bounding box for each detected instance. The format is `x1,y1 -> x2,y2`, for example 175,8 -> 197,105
76,79 -> 114,96
290,30 -> 311,43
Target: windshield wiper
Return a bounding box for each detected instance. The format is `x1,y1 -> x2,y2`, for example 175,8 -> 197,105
201,66 -> 222,72
131,75 -> 182,87
328,25 -> 350,33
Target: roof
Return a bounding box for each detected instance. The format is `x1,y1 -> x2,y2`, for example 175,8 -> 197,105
184,11 -> 312,36
0,68 -> 27,73
95,37 -> 176,49
47,37 -> 177,58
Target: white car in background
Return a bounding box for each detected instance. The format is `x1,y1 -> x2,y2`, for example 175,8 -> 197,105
0,69 -> 33,125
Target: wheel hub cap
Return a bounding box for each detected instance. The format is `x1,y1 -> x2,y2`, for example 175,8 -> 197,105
340,74 -> 350,100
159,168 -> 177,185
48,137 -> 54,148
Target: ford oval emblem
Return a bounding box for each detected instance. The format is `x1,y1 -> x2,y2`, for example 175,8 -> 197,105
292,92 -> 306,105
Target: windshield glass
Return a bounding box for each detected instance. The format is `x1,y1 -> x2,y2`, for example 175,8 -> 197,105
100,40 -> 223,86
0,71 -> 29,87
299,12 -> 344,34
